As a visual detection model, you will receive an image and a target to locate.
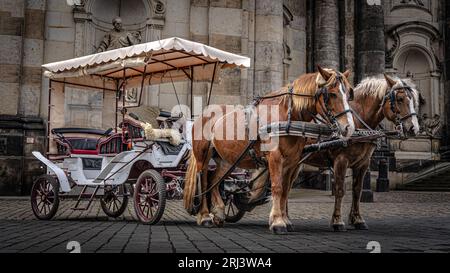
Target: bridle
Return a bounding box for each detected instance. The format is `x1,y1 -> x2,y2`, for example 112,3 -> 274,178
313,73 -> 352,135
253,72 -> 352,136
380,81 -> 418,134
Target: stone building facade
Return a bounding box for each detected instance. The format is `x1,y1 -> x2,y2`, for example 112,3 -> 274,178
0,0 -> 449,194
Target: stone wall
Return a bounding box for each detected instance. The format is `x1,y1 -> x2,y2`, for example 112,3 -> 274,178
0,0 -> 46,195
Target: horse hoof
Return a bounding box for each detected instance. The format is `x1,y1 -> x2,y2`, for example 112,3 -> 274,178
353,222 -> 369,230
213,217 -> 225,228
287,224 -> 295,232
332,224 -> 347,232
272,226 -> 288,235
201,219 -> 214,228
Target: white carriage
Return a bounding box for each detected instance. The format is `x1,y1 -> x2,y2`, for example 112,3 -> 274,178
31,37 -> 250,224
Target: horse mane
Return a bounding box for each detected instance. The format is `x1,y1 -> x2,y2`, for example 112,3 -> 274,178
355,76 -> 419,110
280,70 -> 338,111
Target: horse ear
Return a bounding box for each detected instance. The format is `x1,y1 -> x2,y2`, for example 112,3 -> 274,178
384,73 -> 397,88
317,65 -> 332,81
343,70 -> 351,79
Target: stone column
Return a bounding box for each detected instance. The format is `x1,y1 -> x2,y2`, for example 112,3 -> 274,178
443,0 -> 450,157
314,0 -> 340,70
254,0 -> 284,96
356,0 -> 385,82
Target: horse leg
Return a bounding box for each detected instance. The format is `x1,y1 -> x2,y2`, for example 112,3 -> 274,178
348,165 -> 369,230
209,158 -> 233,228
282,165 -> 301,232
267,151 -> 288,235
331,156 -> 349,232
196,148 -> 214,227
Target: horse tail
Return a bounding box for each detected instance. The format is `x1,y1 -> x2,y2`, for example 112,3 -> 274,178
183,151 -> 198,212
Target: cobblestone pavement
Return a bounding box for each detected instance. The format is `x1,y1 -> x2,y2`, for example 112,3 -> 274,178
1,190 -> 450,253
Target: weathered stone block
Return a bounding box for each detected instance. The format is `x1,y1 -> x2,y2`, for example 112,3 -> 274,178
46,0 -> 72,12
190,6 -> 208,36
23,38 -> 44,67
46,11 -> 74,28
209,7 -> 242,36
19,84 -> 41,116
209,34 -> 241,53
46,26 -> 75,42
0,11 -> 23,36
24,8 -> 45,39
0,0 -> 25,17
166,0 -> 190,23
43,40 -> 74,62
26,0 -> 46,10
191,0 -> 209,7
254,15 -> 283,42
0,83 -> 19,115
0,35 -> 22,65
255,0 -> 282,16
226,0 -> 242,9
190,34 -> 208,45
254,41 -> 283,71
0,64 -> 20,83
21,66 -> 42,84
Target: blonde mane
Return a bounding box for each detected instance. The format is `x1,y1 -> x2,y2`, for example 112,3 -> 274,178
280,69 -> 338,111
355,76 -> 420,110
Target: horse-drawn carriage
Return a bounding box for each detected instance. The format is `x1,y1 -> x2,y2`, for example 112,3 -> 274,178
33,37 -> 421,234
31,37 -> 251,224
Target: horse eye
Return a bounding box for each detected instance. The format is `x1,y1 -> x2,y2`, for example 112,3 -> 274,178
329,93 -> 337,99
397,98 -> 404,104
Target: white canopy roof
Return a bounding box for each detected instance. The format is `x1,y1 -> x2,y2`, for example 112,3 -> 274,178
42,37 -> 251,90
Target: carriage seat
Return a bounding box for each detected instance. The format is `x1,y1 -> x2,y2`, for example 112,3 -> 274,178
156,141 -> 184,155
123,114 -> 182,146
51,128 -> 113,156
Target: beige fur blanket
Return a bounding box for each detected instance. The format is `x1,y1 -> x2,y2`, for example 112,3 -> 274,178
142,123 -> 182,146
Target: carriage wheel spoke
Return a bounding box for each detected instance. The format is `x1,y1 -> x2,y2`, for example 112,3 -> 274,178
43,202 -> 47,215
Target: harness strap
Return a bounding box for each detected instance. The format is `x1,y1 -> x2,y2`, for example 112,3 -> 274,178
286,85 -> 294,134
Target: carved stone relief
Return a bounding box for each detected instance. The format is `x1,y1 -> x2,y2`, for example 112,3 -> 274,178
391,0 -> 431,12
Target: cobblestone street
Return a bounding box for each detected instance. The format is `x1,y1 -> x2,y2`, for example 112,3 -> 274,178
1,190 -> 450,253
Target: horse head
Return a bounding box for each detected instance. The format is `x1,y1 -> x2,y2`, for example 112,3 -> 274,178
382,74 -> 420,138
315,65 -> 355,140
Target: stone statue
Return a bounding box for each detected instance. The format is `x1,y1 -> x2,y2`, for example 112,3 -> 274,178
420,113 -> 442,137
97,17 -> 142,52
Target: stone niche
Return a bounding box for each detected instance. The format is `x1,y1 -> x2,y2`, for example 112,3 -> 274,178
390,0 -> 431,13
72,0 -> 166,56
64,0 -> 167,129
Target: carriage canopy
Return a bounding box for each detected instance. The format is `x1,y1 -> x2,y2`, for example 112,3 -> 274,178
42,37 -> 251,90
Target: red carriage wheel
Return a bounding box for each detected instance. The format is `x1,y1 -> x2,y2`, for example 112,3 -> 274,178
31,175 -> 60,220
100,185 -> 129,218
133,170 -> 166,225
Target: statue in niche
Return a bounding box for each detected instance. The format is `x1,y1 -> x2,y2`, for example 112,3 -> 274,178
96,17 -> 142,52
420,113 -> 442,137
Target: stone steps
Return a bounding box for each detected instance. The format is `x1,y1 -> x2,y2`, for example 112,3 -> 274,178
397,164 -> 450,192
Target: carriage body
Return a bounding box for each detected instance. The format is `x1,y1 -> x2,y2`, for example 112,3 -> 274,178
31,37 -> 250,224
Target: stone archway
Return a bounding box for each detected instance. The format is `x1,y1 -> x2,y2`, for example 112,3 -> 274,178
393,45 -> 443,117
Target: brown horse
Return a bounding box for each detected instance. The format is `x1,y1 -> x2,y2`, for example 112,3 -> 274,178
302,74 -> 421,231
184,66 -> 355,234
